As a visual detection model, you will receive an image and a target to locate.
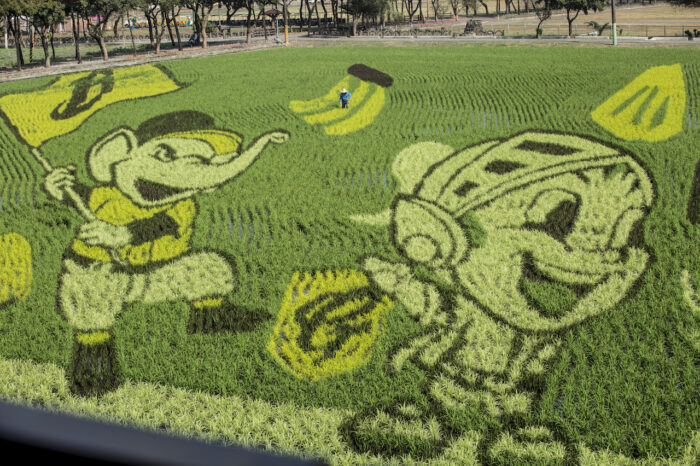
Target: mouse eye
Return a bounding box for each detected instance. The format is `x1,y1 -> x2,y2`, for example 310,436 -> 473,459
153,144 -> 176,162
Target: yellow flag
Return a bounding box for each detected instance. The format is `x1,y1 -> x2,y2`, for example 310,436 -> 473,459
0,65 -> 180,147
591,64 -> 686,142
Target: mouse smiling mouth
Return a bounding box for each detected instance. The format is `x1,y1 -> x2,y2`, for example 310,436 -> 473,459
135,179 -> 189,202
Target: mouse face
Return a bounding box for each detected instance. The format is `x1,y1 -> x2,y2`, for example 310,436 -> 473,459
389,133 -> 653,332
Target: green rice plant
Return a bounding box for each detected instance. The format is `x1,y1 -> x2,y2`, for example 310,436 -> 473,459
0,46 -> 698,465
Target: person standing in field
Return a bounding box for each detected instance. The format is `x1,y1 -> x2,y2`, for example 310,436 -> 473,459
340,88 -> 352,109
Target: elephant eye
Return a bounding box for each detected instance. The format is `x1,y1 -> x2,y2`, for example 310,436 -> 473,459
153,144 -> 176,162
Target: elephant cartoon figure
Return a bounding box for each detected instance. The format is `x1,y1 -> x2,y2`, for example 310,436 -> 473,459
44,112 -> 289,396
349,132 -> 653,463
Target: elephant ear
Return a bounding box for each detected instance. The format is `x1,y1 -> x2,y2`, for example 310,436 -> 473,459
89,128 -> 138,182
393,142 -> 454,194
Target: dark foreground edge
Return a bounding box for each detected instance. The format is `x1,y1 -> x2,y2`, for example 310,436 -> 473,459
0,400 -> 324,466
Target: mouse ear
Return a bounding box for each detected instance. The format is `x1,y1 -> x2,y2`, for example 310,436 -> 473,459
393,142 -> 454,194
88,128 -> 138,182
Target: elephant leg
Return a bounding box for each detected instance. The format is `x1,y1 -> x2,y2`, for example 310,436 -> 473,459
140,252 -> 268,334
483,423 -> 578,466
59,260 -> 130,396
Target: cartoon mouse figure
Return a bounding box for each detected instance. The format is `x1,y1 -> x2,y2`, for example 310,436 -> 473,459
44,112 -> 289,396
349,132 -> 653,462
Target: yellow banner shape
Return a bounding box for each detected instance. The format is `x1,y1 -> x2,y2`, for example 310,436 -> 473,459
591,64 -> 686,142
0,65 -> 180,147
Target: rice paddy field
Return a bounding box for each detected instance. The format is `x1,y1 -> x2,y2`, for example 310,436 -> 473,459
0,45 -> 698,465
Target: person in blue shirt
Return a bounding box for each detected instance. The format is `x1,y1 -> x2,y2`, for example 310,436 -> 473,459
340,88 -> 352,109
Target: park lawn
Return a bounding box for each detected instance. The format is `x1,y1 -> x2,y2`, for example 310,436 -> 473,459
0,45 -> 698,464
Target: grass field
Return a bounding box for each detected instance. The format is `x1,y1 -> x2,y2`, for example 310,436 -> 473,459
0,45 -> 698,464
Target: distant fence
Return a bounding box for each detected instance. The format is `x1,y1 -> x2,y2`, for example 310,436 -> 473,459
3,22 -> 699,48
312,22 -> 700,38
2,27 -> 304,48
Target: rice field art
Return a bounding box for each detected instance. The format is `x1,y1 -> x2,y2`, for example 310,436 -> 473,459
0,46 -> 698,465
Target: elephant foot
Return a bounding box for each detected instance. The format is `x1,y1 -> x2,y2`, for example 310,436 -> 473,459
484,425 -> 577,465
70,331 -> 122,397
343,401 -> 445,460
187,297 -> 270,334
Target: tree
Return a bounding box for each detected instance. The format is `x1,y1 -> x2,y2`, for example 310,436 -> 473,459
400,0 -> 422,26
140,1 -> 170,53
343,0 -> 383,34
84,0 -> 135,61
462,0 -> 477,15
164,0 -> 183,50
28,0 -> 65,67
531,0 -> 559,38
343,0 -> 363,35
430,0 -> 440,20
449,0 -> 460,17
587,19 -> 611,36
185,1 -> 215,48
243,0 -> 256,43
62,0 -> 85,63
667,0 -> 699,5
0,0 -> 29,70
561,0 -> 603,37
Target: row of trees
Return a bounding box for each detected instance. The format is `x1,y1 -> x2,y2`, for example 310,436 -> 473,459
0,0 -> 298,70
342,0 -> 603,34
2,0 -> 697,70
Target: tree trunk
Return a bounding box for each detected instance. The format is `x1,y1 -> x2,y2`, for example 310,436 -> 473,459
352,14 -> 358,35
155,11 -> 167,54
126,11 -> 137,54
29,26 -> 34,64
113,15 -> 121,38
88,17 -> 111,61
146,14 -> 155,46
11,17 -> 23,71
306,0 -> 313,32
165,11 -> 176,47
172,7 -> 182,51
201,6 -> 211,48
50,26 -> 56,61
321,0 -> 328,30
97,36 -> 109,61
566,8 -> 579,37
479,0 -> 488,14
71,13 -> 81,63
299,1 -> 305,30
246,7 -> 253,44
40,29 -> 50,67
258,9 -> 267,41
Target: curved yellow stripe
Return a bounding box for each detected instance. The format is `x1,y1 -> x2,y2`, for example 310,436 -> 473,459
324,86 -> 385,136
304,81 -> 371,125
289,76 -> 351,114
